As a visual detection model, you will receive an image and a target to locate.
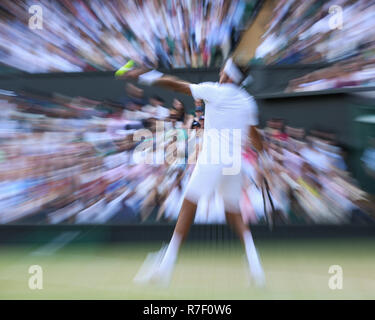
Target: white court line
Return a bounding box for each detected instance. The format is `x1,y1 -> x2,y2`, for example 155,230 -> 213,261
30,231 -> 81,256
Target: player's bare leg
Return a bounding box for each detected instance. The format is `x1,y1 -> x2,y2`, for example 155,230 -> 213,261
225,211 -> 265,287
173,198 -> 198,241
134,198 -> 197,286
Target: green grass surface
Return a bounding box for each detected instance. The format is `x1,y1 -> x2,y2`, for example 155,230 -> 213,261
0,238 -> 374,299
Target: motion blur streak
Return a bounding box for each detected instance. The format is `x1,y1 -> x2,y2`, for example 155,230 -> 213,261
0,0 -> 374,226
0,88 -> 373,225
0,0 -> 257,72
254,0 -> 375,92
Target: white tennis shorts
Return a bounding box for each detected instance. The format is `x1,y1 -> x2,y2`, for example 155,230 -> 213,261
184,163 -> 243,213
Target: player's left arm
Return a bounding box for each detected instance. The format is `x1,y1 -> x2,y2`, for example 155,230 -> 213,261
122,68 -> 192,96
155,75 -> 192,95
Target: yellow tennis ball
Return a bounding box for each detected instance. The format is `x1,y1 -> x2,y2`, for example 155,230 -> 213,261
115,60 -> 135,77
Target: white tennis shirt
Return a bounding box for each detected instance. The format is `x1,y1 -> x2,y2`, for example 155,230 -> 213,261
189,82 -> 259,166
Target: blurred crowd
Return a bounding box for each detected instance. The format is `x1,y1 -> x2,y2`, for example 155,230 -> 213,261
245,119 -> 374,224
255,0 -> 375,92
0,0 -> 256,73
0,0 -> 374,225
286,57 -> 375,93
0,87 -> 200,224
0,87 -> 373,225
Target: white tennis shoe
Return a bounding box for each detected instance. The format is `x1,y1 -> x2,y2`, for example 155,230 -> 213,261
133,245 -> 175,287
246,250 -> 266,288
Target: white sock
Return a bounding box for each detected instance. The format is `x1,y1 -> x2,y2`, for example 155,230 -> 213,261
243,230 -> 263,274
159,233 -> 182,273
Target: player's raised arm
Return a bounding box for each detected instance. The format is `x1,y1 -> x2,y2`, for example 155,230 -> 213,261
120,68 -> 193,96
154,75 -> 192,96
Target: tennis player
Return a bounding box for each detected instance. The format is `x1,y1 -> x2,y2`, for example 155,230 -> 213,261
125,58 -> 266,287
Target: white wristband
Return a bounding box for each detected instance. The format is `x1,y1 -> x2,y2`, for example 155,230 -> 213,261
138,70 -> 164,85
